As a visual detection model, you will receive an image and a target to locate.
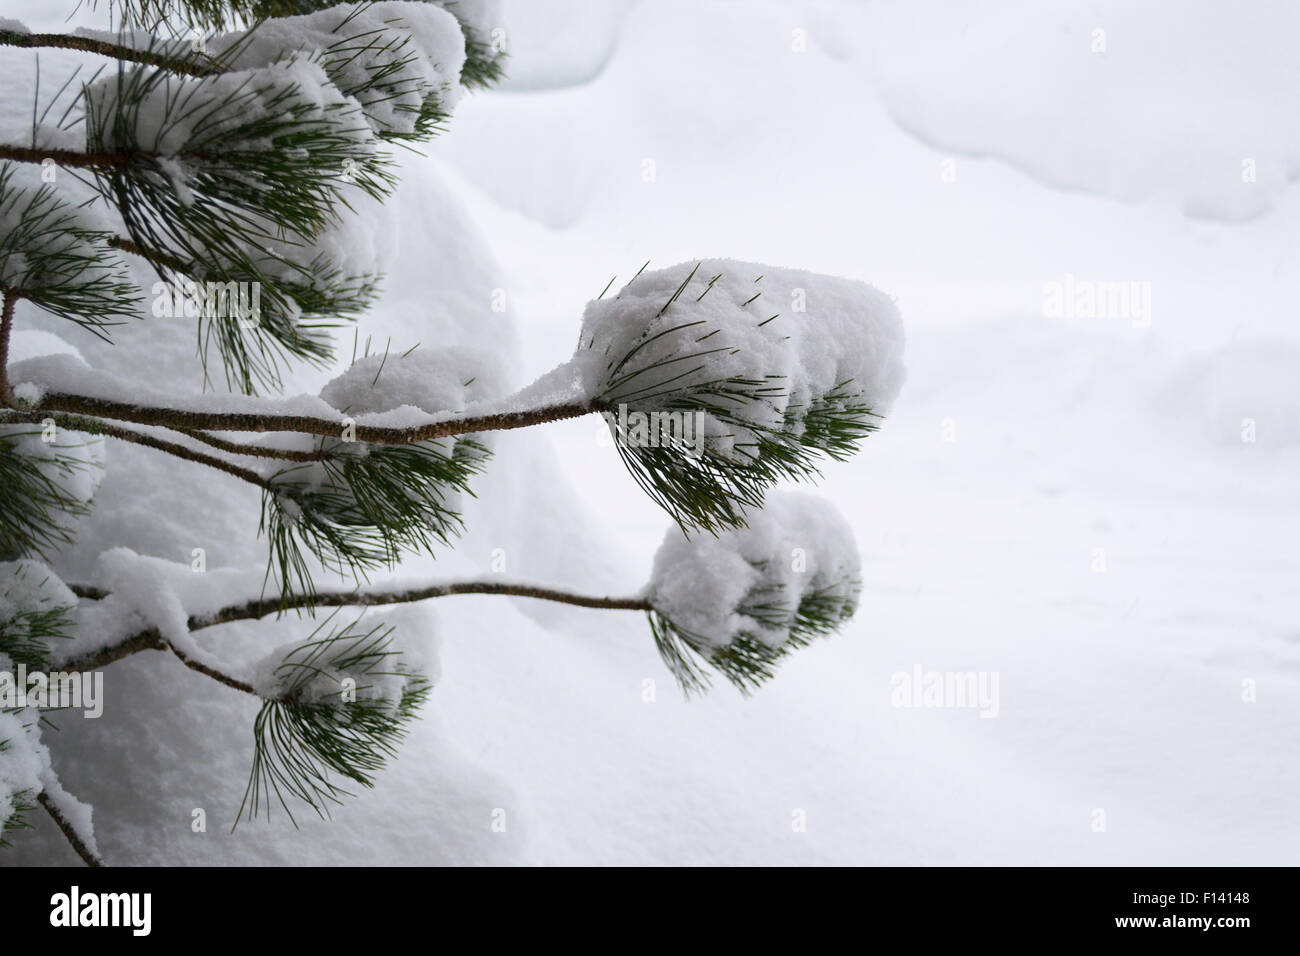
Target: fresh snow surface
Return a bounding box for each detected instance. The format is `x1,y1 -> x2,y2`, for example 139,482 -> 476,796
493,0 -> 632,91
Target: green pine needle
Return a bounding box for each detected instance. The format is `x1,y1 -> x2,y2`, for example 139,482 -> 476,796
647,578 -> 861,697
0,164 -> 140,333
236,611 -> 430,827
261,436 -> 490,601
0,427 -> 100,562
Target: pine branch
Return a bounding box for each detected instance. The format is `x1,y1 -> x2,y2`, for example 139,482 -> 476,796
1,59 -> 398,392
0,409 -> 272,491
168,643 -> 259,695
582,261 -> 900,533
203,581 -> 653,624
236,611 -> 430,825
36,792 -> 104,867
106,234 -> 381,394
60,579 -> 652,675
647,580 -> 859,697
174,427 -> 326,461
0,423 -> 99,560
259,437 -> 485,598
0,145 -> 140,168
0,290 -> 16,408
0,29 -> 217,76
25,391 -> 596,445
0,169 -> 139,336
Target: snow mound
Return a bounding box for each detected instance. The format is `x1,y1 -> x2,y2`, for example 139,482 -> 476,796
865,0 -> 1300,221
494,0 -> 633,91
1159,339 -> 1300,447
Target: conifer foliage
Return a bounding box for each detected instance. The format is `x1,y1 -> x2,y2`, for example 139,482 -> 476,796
0,1 -> 904,863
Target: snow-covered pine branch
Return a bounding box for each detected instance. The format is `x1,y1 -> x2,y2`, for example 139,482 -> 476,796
261,344 -> 504,598
0,0 -> 903,862
0,560 -> 99,863
0,3 -> 485,392
5,253 -> 904,604
8,486 -> 863,826
563,258 -> 905,531
0,166 -> 139,340
241,609 -> 433,825
93,1 -> 506,89
644,492 -> 863,694
70,2 -> 472,142
0,411 -> 104,561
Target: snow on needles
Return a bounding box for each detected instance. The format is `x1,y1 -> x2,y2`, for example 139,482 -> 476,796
210,2 -> 468,139
0,559 -> 95,854
0,558 -> 78,662
575,259 -> 906,462
0,709 -> 46,843
78,2 -> 470,141
319,344 -> 506,427
86,55 -> 374,164
251,605 -> 439,709
648,492 -> 861,651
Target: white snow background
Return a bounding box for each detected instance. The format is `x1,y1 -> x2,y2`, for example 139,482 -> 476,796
2,0 -> 1297,864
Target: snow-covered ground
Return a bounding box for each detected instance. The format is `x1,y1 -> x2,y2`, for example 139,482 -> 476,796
3,0 -> 1297,865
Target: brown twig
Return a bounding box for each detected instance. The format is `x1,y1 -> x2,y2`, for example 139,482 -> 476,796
0,289 -> 17,407
37,792 -> 105,867
28,392 -> 597,445
0,145 -> 142,169
0,29 -> 218,77
0,409 -> 272,490
200,580 -> 653,626
61,580 -> 651,676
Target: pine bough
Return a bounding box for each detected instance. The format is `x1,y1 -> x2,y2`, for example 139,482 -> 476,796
0,0 -> 904,862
